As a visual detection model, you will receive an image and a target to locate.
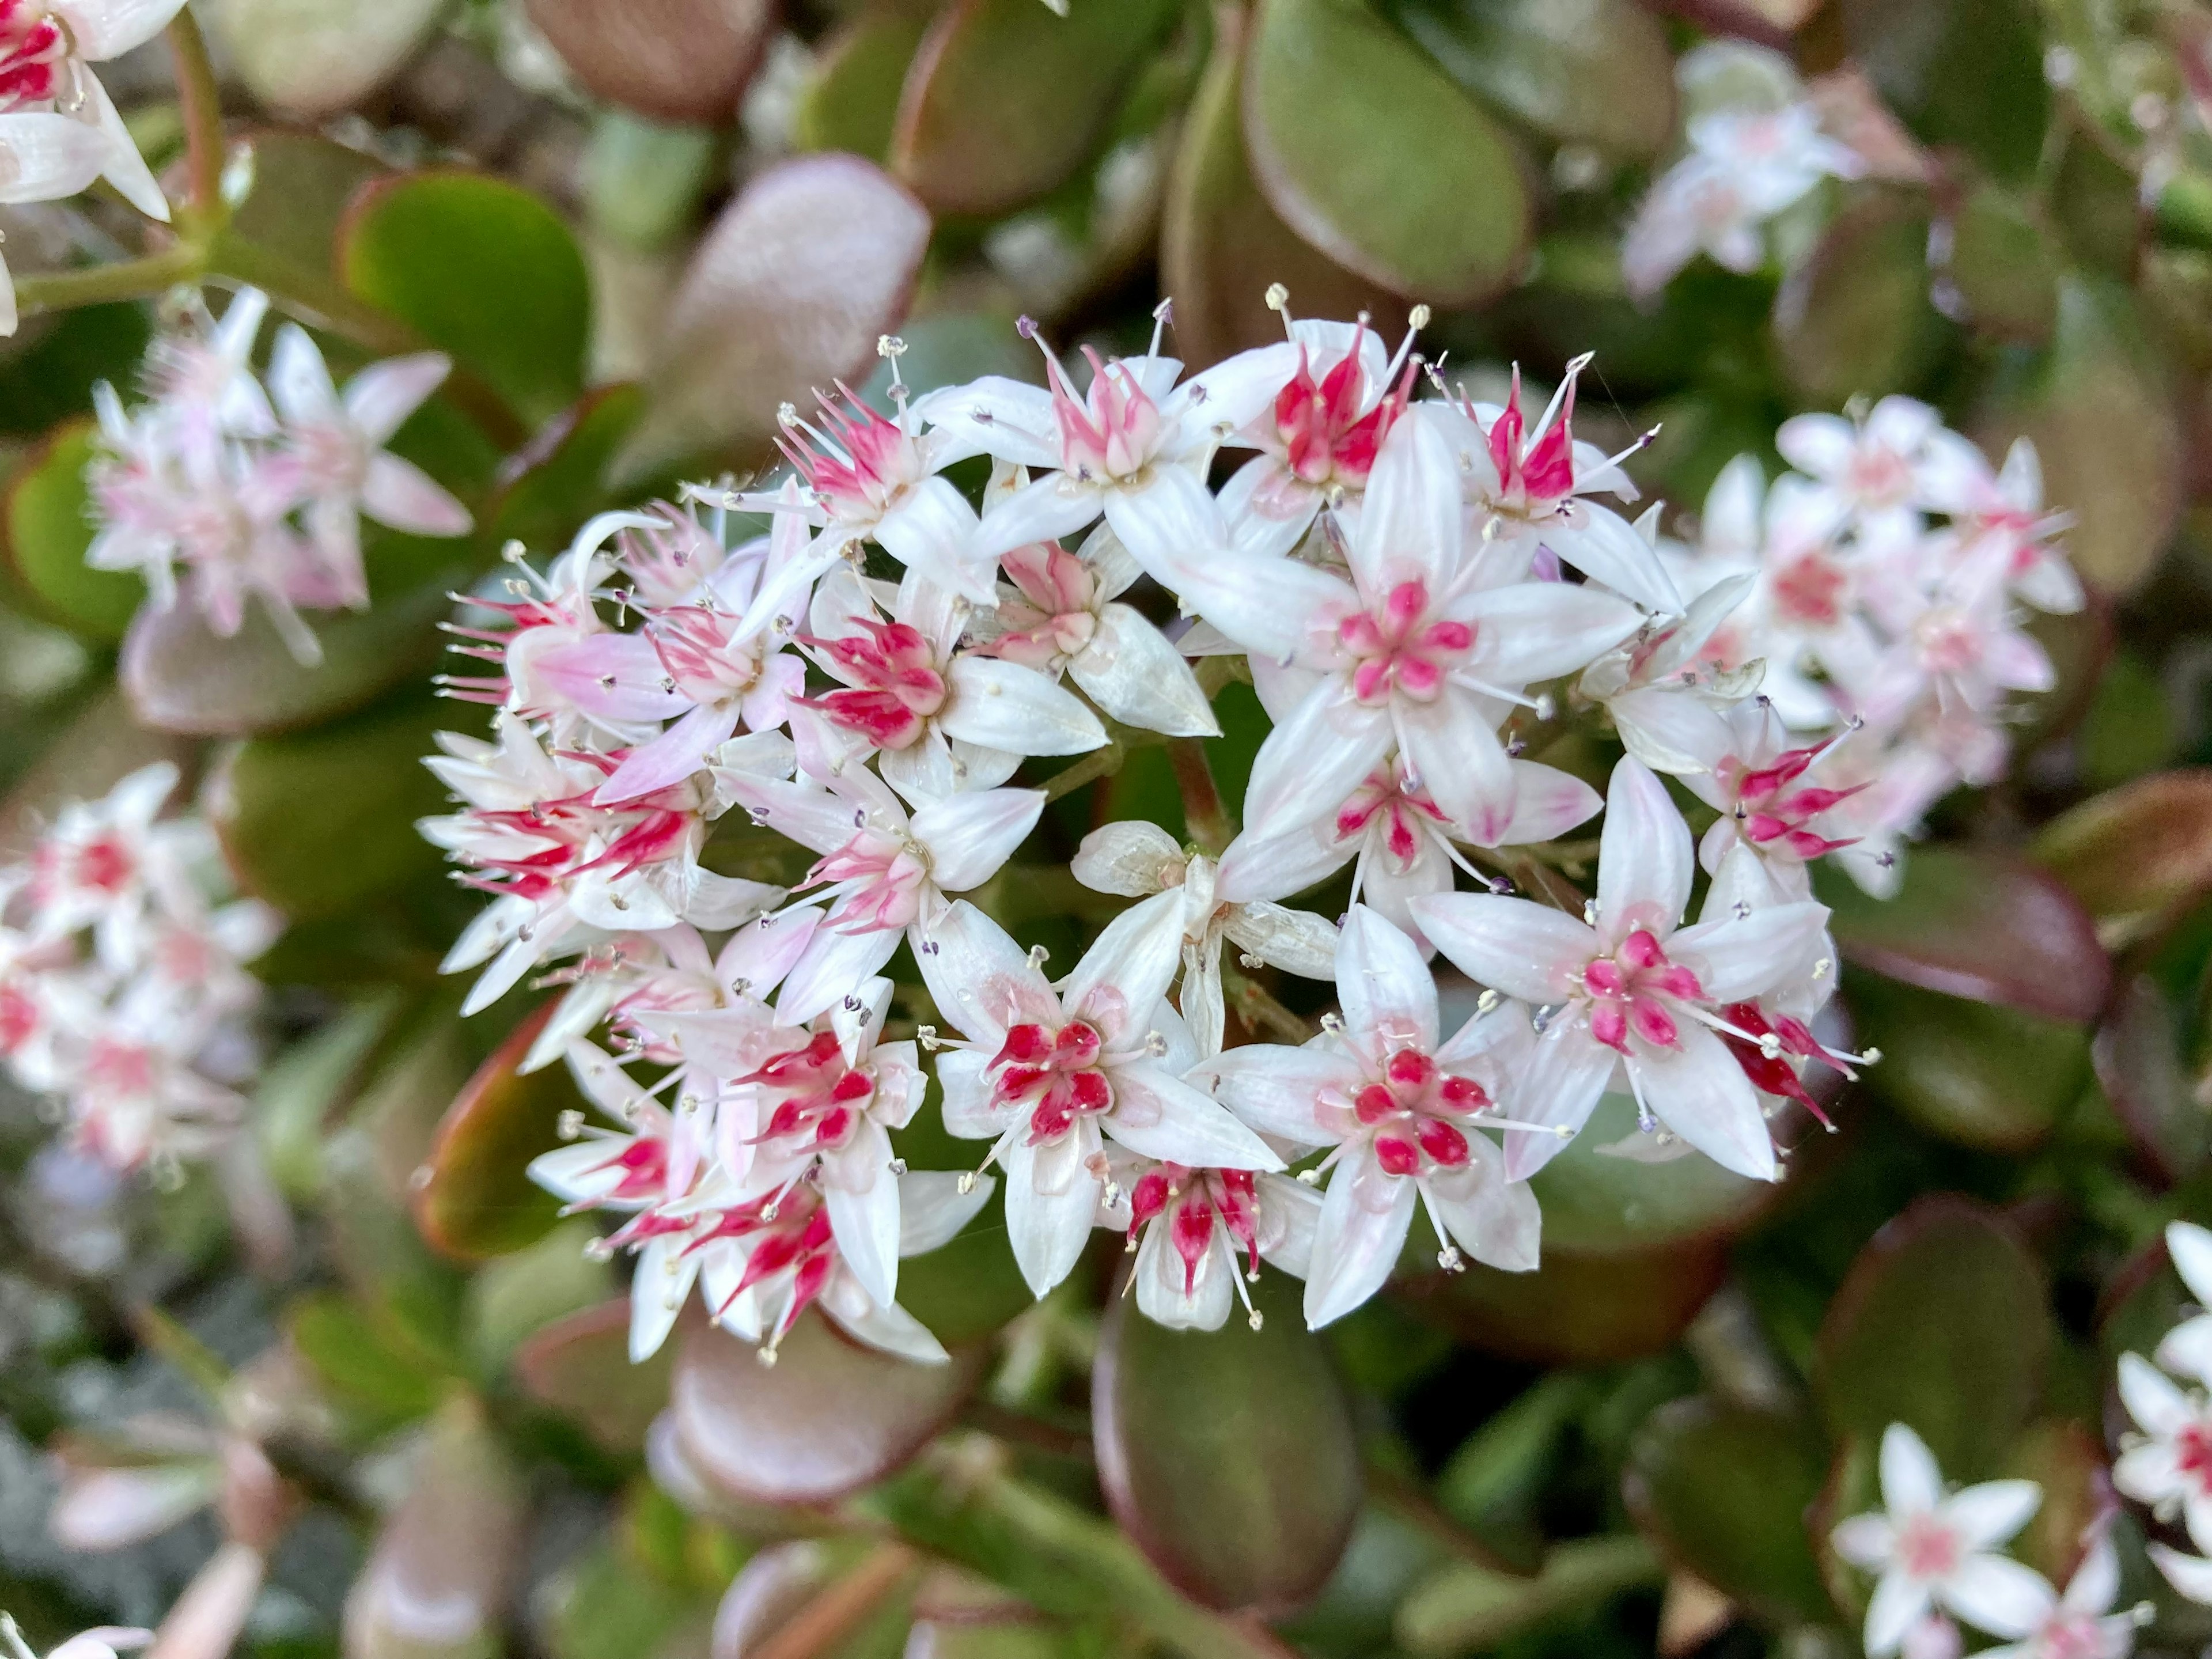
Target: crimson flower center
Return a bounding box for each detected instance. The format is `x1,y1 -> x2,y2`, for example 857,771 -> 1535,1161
1582,929 -> 1705,1054
990,1020 -> 1111,1144
1339,580 -> 1474,706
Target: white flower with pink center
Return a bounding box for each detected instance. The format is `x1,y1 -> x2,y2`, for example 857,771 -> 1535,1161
1778,396 -> 1944,556
1978,1533 -> 2145,1659
1830,1422 -> 2054,1657
1676,700 -> 1870,897
1411,757 -> 1831,1182
1916,433 -> 2081,616
918,896 -> 1282,1300
1164,409 -> 1644,846
1103,1152 -> 1321,1332
1193,906 -> 1550,1329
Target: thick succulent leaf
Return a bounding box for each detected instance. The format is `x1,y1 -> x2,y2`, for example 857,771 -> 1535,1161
619,154 -> 930,480
524,0 -> 774,124
287,1291 -> 446,1436
1818,844 -> 2110,1022
1389,0 -> 1674,159
339,170 -> 592,428
513,1298 -> 676,1455
226,127 -> 392,271
1846,971 -> 2092,1153
1406,1234 -> 1731,1365
5,418 -> 142,643
1837,0 -> 2048,182
1094,1266 -> 1361,1615
1943,184 -> 2061,343
411,1003 -> 586,1262
891,0 -> 1183,217
2035,771 -> 2212,938
1813,1195 -> 2052,1478
209,686 -> 451,922
796,9 -> 932,162
207,0 -> 446,117
1773,189 -> 1943,406
1243,0 -> 1531,307
0,304 -> 149,438
2095,973 -> 2209,1186
1998,1419 -> 2106,1587
0,688 -> 191,862
1623,1397 -> 1832,1625
1528,1094 -> 1780,1253
120,570 -> 463,737
670,1316 -> 984,1505
1161,2 -> 1406,366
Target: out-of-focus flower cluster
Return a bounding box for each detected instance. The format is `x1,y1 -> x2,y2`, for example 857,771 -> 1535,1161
390,297 -> 2076,1362
2113,1222 -> 2212,1608
85,287 -> 472,665
0,762 -> 280,1173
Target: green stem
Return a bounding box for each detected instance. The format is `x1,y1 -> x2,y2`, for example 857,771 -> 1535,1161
1394,1535 -> 1661,1658
1222,967 -> 1315,1044
1041,740 -> 1127,804
10,244 -> 206,319
1169,738 -> 1232,855
166,10 -> 226,222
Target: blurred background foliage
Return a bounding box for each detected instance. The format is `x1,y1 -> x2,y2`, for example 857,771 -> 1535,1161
10,1 -> 2212,1658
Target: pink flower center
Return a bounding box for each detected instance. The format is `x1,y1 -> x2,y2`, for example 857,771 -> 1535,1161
1320,1046 -> 1491,1176
1128,1164 -> 1263,1293
1338,579 -> 1475,706
0,982 -> 37,1054
1772,552 -> 1848,628
805,618 -> 948,749
1846,442 -> 1914,508
648,605 -> 766,707
1272,343 -> 1408,487
1895,1513 -> 1962,1582
740,1029 -> 878,1155
990,1020 -> 1112,1145
1719,745 -> 1865,862
980,543 -> 1099,670
1582,929 -> 1705,1054
1717,1001 -> 1836,1128
778,385 -> 918,524
63,834 -> 135,895
1046,346 -> 1161,482
687,1185 -> 839,1339
460,764 -> 700,904
2178,1422 -> 2212,1495
582,1133 -> 674,1206
1334,763 -> 1448,871
0,2 -> 67,111
809,828 -> 929,933
1482,365 -> 1579,514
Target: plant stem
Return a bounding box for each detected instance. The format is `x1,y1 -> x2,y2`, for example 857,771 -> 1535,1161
1222,967 -> 1315,1044
1394,1535 -> 1661,1657
166,10 -> 226,221
10,244 -> 206,319
1041,740 -> 1127,804
1169,738 -> 1232,855
751,1543 -> 919,1659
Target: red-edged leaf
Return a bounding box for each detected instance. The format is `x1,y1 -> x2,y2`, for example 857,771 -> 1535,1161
619,154 -> 930,481
1772,188 -> 1943,405
2096,974 -> 2209,1185
1819,844 -> 2110,1022
1093,1267 -> 1359,1615
1814,1196 -> 2052,1478
2035,770 -> 2212,934
669,1316 -> 983,1506
513,1298 -> 673,1455
411,1003 -> 583,1263
523,0 -> 775,124
1846,971 -> 2090,1153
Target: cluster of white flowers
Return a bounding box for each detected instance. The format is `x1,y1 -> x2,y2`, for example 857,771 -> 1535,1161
1830,1421 -> 2146,1659
2113,1221 -> 2212,1607
0,763 -> 280,1173
1624,41 -> 1867,298
86,288 -> 474,664
404,297 -> 2071,1361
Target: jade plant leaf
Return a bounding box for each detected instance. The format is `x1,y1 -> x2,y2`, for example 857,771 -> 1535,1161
339,169 -> 593,429
1772,190 -> 1943,406
5,418 -> 142,643
513,1298 -> 676,1455
523,0 -> 774,125
2035,770 -> 2212,938
1243,0 -> 1532,307
1845,971 -> 2092,1153
1813,1196 -> 2052,1478
1094,1266 -> 1362,1614
797,9 -> 932,163
487,382 -> 647,555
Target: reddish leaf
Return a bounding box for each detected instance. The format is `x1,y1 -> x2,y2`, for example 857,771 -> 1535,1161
2035,770 -> 2212,933
513,1298 -> 673,1455
411,1003 -> 583,1263
669,1316 -> 983,1506
523,0 -> 776,124
1093,1267 -> 1359,1615
1820,844 -> 2110,1022
619,154 -> 930,480
2094,974 -> 2209,1186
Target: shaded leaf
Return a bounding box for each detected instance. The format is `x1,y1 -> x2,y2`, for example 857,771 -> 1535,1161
0,304 -> 150,438
524,0 -> 775,125
1160,2 -> 1406,368
1094,1267 -> 1361,1615
514,1298 -> 675,1455
1819,844 -> 2109,1023
671,1316 -> 984,1505
288,1291 -> 446,1435
227,127 -> 392,273
1526,1094 -> 1780,1254
209,685 -> 451,922
620,154 -> 930,479
1814,1195 -> 2052,1477
1942,184 -> 2059,343
2035,770 -> 2212,938
339,170 -> 592,428
1389,0 -> 1675,159
411,1003 -> 584,1262
2096,974 -> 2211,1186
1846,971 -> 2092,1153
797,9 -> 933,163
1623,1397 -> 1831,1624
119,570 -> 462,737
1403,1236 -> 1732,1365
487,382 -> 647,554
1999,1419 -> 2106,1587
1243,0 -> 1531,306
5,418 -> 141,643
1773,189 -> 1943,406
1836,0 -> 2048,182
891,0 -> 1181,217
582,114 -> 718,252
207,0 -> 446,118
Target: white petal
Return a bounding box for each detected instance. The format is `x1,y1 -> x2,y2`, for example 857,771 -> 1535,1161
1071,820 -> 1183,896
1411,893 -> 1595,1004
1499,1026 -> 1616,1179
2156,1314 -> 2212,1385
1630,1024 -> 1776,1181
1257,1172 -> 1324,1277
1546,502 -> 1681,610
1221,900 -> 1339,979
1168,546 -> 1357,667
2147,1543 -> 2212,1606
2172,1222 -> 2212,1310
82,73 -> 169,221
877,478 -> 995,603
1103,1063 -> 1286,1170
1396,687 -> 1516,844
1940,1555 -> 2056,1640
1336,904 -> 1440,1053
942,657 -> 1107,757
1832,1513 -> 1897,1570
1188,1043 -> 1361,1145
0,110 -> 111,203
1596,756 -> 1693,937
55,0 -> 188,59
911,787 -> 1044,891
1424,1137 -> 1540,1271
1062,887 -> 1186,1029
1866,1573 -> 1936,1657
1097,464 -> 1232,588
1668,903 -> 1832,1001
361,454 -> 472,537
1943,1481 -> 2043,1552
821,1287 -> 952,1365
1070,603 -> 1221,737
974,472 -> 1102,562
1880,1422 -> 1946,1514
1302,1150 -> 1416,1328
343,351 -> 451,440
778,925 -> 901,1026
1464,583 -> 1645,684
2118,1352 -> 2195,1438
1004,1138 -> 1100,1298
1245,684 -> 1393,832
1351,411 -> 1462,594
899,1169 -> 995,1253
932,1048 -> 1002,1139
915,900 -> 1055,1045
629,1236 -> 699,1361
1214,822 -> 1347,906
1135,1217 -> 1236,1331
825,1132 -> 903,1308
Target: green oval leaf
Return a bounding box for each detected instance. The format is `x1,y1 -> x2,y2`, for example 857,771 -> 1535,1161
411,1003 -> 585,1262
1525,1094 -> 1779,1254
2096,973 -> 2209,1186
524,0 -> 773,124
1243,0 -> 1531,307
1814,1195 -> 2052,1478
1943,185 -> 2060,343
228,127 -> 392,273
1838,0 -> 2048,183
5,419 -> 142,643
1846,971 -> 2092,1152
2035,770 -> 2212,936
339,170 -> 592,429
1773,189 -> 1944,406
670,1316 -> 985,1505
209,685 -> 452,922
1161,3 -> 1407,366
1094,1267 -> 1360,1615
1623,1399 -> 1832,1624
797,9 -> 932,163
1819,844 -> 2110,1023
891,0 -> 1181,217
1389,0 -> 1675,160
513,1297 -> 675,1455
1405,1234 -> 1731,1365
